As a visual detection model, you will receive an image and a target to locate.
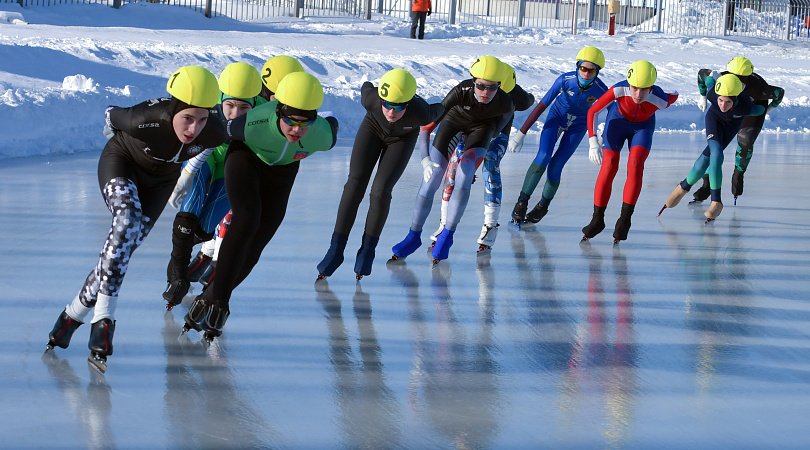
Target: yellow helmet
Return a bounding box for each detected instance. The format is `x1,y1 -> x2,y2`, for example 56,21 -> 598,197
714,74 -> 743,97
470,56 -> 505,82
261,55 -> 305,93
727,56 -> 754,77
378,68 -> 417,103
275,72 -> 324,111
218,62 -> 262,100
626,60 -> 657,88
501,63 -> 516,94
166,66 -> 219,108
575,46 -> 605,70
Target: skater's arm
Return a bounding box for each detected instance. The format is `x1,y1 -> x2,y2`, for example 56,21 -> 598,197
518,101 -> 547,134
697,69 -> 716,95
183,147 -> 216,176
509,84 -> 535,112
324,116 -> 339,149
587,88 -> 615,137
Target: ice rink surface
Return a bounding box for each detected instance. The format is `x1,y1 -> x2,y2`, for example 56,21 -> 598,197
2,132 -> 809,448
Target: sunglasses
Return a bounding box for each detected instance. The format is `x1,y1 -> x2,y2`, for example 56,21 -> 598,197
382,100 -> 408,112
579,65 -> 598,75
474,82 -> 500,92
280,115 -> 315,128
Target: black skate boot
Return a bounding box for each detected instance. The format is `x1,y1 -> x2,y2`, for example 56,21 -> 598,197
46,309 -> 83,352
354,233 -> 379,280
731,168 -> 744,202
182,295 -> 208,333
691,174 -> 710,203
581,205 -> 607,241
163,267 -> 191,311
612,202 -> 635,244
88,319 -> 115,373
511,201 -> 528,223
187,251 -> 212,283
202,302 -> 230,343
526,202 -> 549,223
164,212 -> 198,310
199,260 -> 216,287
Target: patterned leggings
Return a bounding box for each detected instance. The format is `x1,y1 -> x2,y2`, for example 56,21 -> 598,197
77,177 -> 154,306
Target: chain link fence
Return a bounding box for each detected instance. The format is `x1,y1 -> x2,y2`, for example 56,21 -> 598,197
3,0 -> 809,40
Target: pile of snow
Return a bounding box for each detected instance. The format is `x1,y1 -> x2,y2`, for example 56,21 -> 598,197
0,2 -> 809,160
0,9 -> 27,24
62,75 -> 98,92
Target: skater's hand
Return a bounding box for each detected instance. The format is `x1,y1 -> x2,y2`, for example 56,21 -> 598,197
421,156 -> 440,183
169,168 -> 194,209
103,124 -> 115,139
427,8 -> 431,16
698,95 -> 708,112
508,130 -> 525,153
103,106 -> 117,139
588,136 -> 602,166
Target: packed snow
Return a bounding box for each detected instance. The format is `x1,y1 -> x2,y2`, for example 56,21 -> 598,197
1,2 -> 810,160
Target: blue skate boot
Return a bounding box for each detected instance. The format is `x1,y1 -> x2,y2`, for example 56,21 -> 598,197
390,229 -> 422,261
431,228 -> 455,263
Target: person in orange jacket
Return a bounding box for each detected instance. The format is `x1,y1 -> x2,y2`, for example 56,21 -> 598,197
410,0 -> 431,40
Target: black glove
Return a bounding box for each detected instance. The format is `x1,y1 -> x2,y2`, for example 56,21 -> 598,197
427,8 -> 431,16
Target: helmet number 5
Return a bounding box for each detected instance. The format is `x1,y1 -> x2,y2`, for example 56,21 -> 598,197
380,82 -> 390,98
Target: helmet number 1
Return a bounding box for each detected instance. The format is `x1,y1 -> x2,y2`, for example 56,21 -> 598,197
380,82 -> 390,98
169,72 -> 180,88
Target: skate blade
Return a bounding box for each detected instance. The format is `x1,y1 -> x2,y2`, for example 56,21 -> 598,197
88,353 -> 107,374
613,239 -> 622,246
432,258 -> 441,266
355,274 -> 364,281
704,218 -> 716,225
580,235 -> 590,242
508,219 -> 522,230
387,254 -> 404,262
316,274 -> 327,282
734,196 -> 738,206
657,205 -> 666,217
44,344 -> 55,355
688,199 -> 704,204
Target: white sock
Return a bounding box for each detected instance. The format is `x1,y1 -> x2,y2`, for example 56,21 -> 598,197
91,293 -> 118,324
484,205 -> 500,228
201,238 -> 216,257
65,295 -> 92,323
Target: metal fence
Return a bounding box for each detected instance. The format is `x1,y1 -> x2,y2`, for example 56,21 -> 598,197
3,0 -> 809,40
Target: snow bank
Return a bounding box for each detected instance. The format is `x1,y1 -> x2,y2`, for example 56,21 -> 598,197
1,3 -> 808,160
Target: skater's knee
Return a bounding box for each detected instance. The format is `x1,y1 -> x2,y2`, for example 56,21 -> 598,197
368,187 -> 393,205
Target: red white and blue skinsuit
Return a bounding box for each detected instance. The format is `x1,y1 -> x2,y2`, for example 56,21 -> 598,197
587,80 -> 679,208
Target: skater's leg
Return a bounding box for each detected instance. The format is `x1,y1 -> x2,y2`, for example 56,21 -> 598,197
482,133 -> 507,226
445,146 -> 487,230
593,148 -> 621,208
365,136 -> 418,237
206,143 -> 298,304
334,126 -> 384,236
409,145 -> 449,232
621,145 -> 649,206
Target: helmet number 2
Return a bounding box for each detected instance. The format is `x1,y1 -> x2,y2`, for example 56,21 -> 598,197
380,82 -> 390,98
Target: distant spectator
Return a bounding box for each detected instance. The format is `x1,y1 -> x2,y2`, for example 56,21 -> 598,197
410,0 -> 432,40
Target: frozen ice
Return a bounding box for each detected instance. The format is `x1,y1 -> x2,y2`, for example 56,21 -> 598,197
2,133 -> 809,447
